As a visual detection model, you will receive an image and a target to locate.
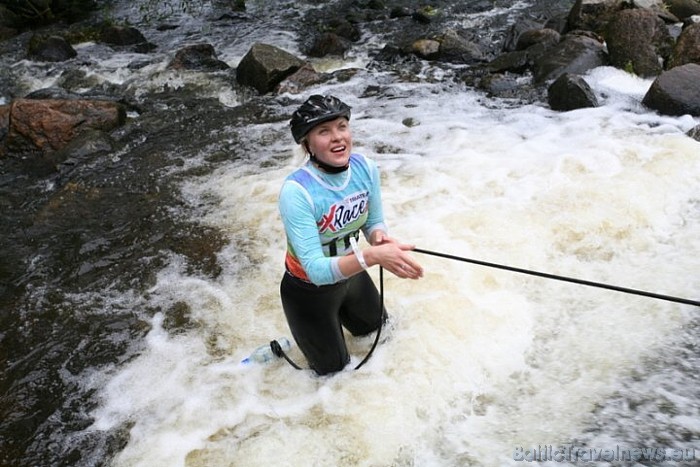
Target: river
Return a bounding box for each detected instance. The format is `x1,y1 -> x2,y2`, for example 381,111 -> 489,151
1,1 -> 698,466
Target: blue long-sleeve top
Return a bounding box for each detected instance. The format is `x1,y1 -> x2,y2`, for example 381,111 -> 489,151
279,153 -> 387,285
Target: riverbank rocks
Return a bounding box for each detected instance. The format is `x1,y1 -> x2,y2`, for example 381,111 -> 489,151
666,0 -> 700,21
477,0 -> 700,95
668,22 -> 700,68
27,35 -> 77,62
548,73 -> 599,110
642,63 -> 700,116
566,0 -> 626,34
1,99 -> 126,155
604,8 -> 674,77
307,32 -> 351,57
168,44 -> 230,71
533,33 -> 608,84
100,24 -> 156,52
688,125 -> 700,141
438,29 -> 484,64
236,43 -> 305,94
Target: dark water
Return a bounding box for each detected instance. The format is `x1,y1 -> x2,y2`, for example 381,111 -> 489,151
0,87 -> 294,463
2,0 -> 698,465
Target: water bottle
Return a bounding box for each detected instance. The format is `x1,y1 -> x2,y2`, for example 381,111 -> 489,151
241,337 -> 292,365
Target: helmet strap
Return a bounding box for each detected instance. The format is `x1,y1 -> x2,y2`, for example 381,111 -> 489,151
304,141 -> 349,173
309,154 -> 349,173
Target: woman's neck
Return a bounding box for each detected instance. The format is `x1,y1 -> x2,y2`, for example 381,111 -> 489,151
309,154 -> 349,173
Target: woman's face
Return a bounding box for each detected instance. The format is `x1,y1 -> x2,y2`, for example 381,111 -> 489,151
305,117 -> 352,168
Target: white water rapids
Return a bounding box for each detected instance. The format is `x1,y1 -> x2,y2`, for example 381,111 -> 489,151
86,69 -> 699,465
23,2 -> 695,466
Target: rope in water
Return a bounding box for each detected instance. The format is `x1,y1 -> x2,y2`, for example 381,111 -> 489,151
272,248 -> 698,372
413,248 -> 700,307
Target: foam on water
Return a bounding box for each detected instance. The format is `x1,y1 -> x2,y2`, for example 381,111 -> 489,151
86,63 -> 700,466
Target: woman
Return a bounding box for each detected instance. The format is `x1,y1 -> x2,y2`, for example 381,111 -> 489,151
279,94 -> 423,375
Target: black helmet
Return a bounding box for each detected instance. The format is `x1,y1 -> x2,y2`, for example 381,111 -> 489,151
290,94 -> 351,143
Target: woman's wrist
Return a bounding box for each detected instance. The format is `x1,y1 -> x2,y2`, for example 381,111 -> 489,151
350,236 -> 368,270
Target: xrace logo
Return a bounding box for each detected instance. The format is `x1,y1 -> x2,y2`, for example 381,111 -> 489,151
317,192 -> 368,234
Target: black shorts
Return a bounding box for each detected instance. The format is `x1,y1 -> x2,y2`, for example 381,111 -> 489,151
280,271 -> 386,375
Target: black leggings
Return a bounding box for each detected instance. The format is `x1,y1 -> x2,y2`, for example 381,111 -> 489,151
280,271 -> 386,375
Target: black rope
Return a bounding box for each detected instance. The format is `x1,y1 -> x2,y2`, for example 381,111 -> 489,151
272,266 -> 386,371
413,248 -> 700,307
355,266 -> 384,370
270,339 -> 303,370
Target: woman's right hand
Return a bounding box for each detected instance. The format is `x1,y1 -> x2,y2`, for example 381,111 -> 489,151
367,241 -> 424,279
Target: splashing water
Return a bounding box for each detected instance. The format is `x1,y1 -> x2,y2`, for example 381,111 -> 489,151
87,65 -> 699,466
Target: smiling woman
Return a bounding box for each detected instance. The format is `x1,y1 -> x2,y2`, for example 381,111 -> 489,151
278,94 -> 424,375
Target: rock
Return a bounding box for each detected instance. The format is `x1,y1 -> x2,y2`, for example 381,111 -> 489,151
27,35 -> 77,62
100,25 -> 148,46
100,25 -> 156,52
477,73 -> 522,97
411,39 -> 441,60
323,18 -> 361,42
0,104 -> 9,147
4,99 -> 126,153
687,124 -> 700,141
516,28 -> 561,51
487,50 -> 532,74
236,43 -> 305,94
642,63 -> 700,116
668,23 -> 700,68
502,19 -> 542,52
666,0 -> 700,21
438,29 -> 484,64
632,0 -> 680,23
370,44 -> 405,64
307,32 -> 351,57
566,0 -> 626,34
533,34 -> 608,84
276,63 -> 328,94
604,8 -> 674,77
548,73 -> 599,110
412,6 -> 440,24
545,13 -> 569,34
168,44 -> 230,71
55,129 -> 114,175
390,7 -> 412,18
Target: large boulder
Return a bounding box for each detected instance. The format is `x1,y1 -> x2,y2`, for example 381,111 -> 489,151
167,44 -> 230,71
3,99 -> 126,154
100,25 -> 156,53
236,43 -> 305,94
100,25 -> 147,45
548,73 -> 599,110
665,0 -> 700,21
515,28 -> 561,51
307,32 -> 351,58
604,8 -> 674,77
533,33 -> 608,84
502,19 -> 543,52
438,29 -> 484,64
642,63 -> 700,116
667,23 -> 700,68
27,35 -> 77,62
566,0 -> 626,34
